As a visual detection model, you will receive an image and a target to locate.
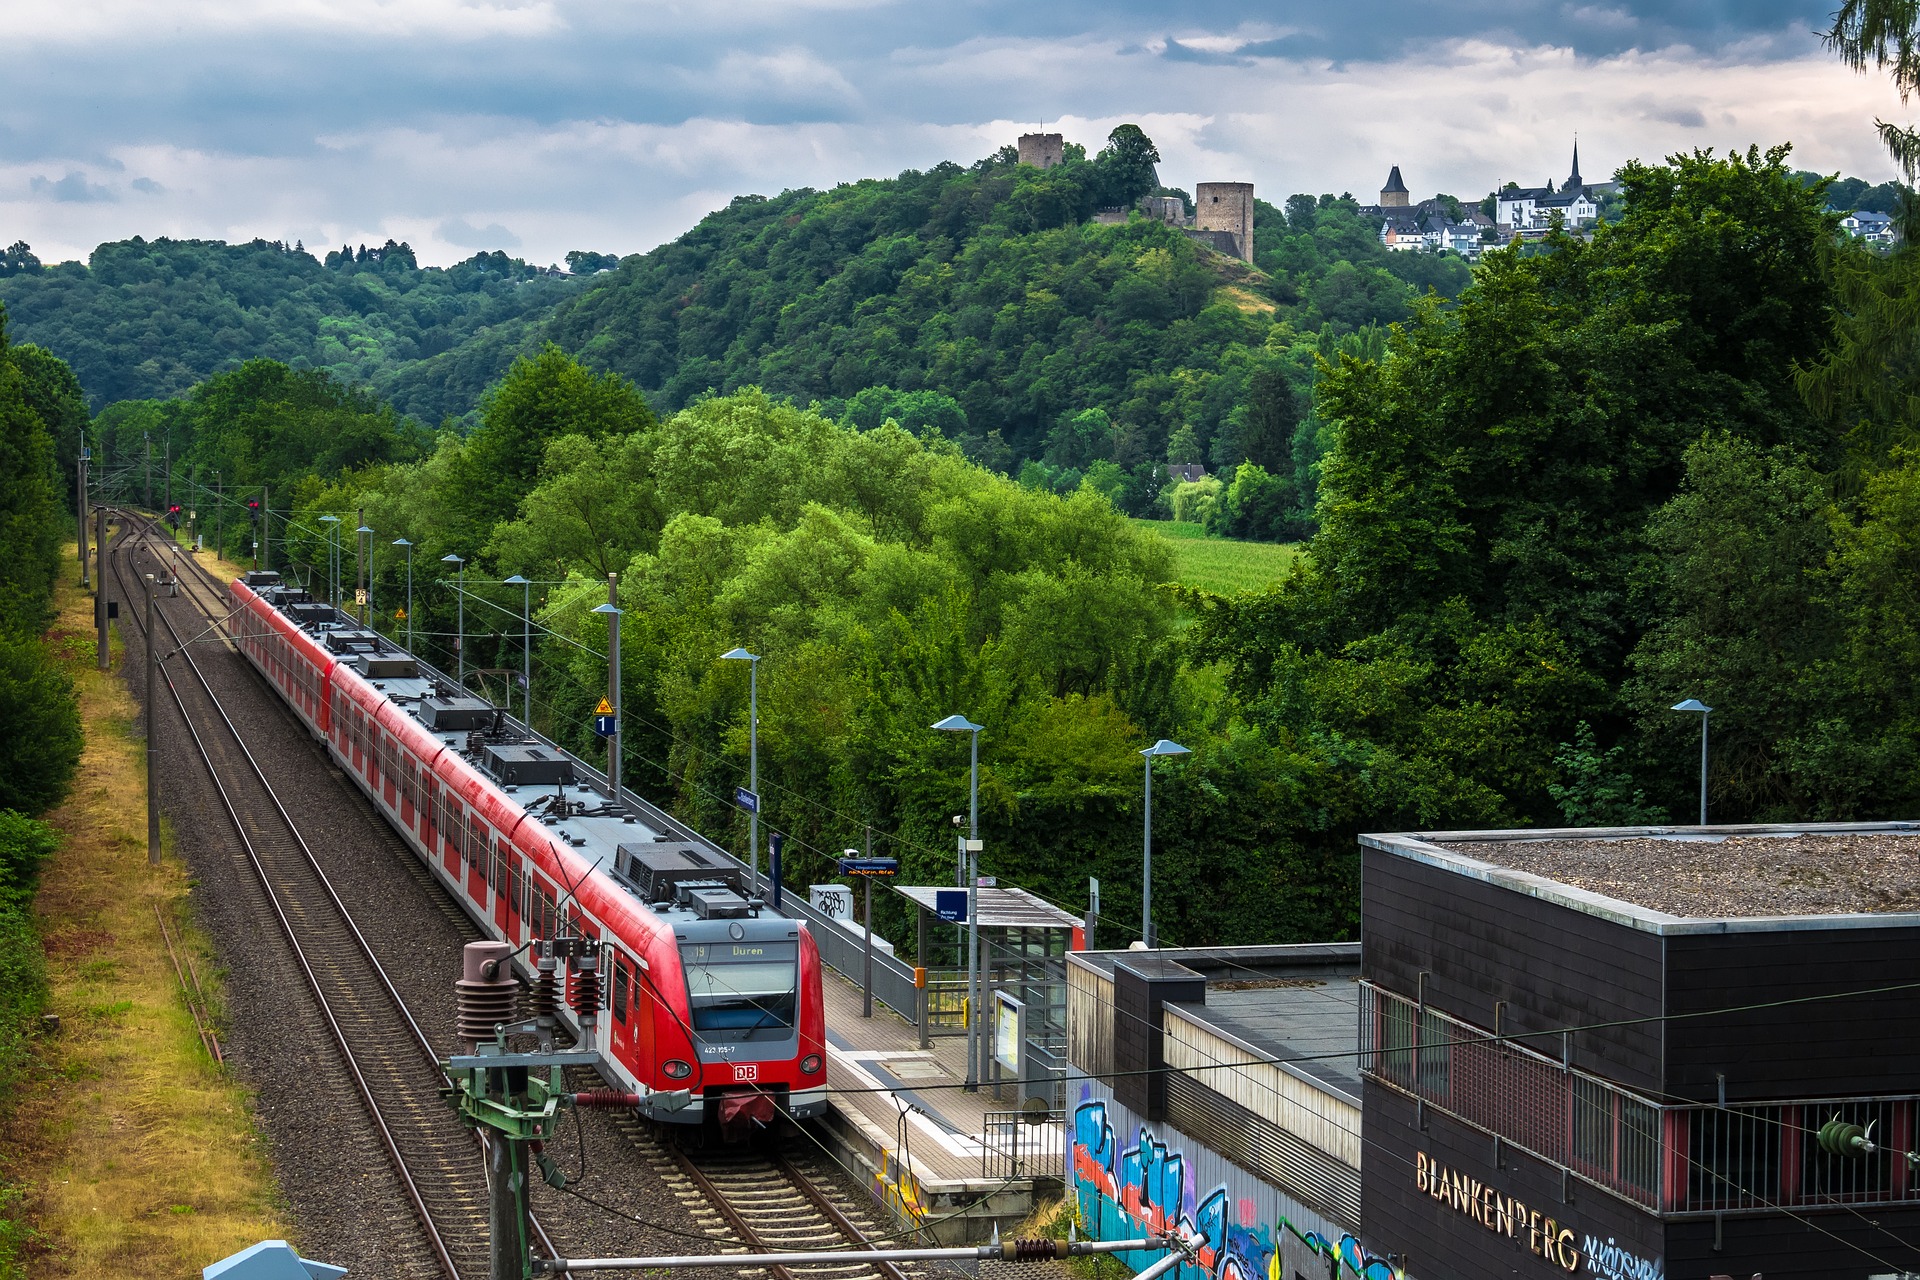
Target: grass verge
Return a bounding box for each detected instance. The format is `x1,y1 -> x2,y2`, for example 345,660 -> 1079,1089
0,569 -> 286,1277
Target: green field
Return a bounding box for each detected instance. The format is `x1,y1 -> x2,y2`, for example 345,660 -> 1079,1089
1131,520 -> 1298,594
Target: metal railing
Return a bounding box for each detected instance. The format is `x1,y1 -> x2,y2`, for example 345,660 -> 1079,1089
982,1109 -> 1065,1180
1360,982 -> 1920,1217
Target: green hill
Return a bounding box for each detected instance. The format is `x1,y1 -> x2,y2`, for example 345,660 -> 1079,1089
0,238 -> 590,411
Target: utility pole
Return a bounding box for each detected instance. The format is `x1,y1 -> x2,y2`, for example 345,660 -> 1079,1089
95,507 -> 109,671
863,826 -> 874,1018
356,506 -> 367,625
146,572 -> 161,867
163,438 -> 171,517
593,575 -> 622,803
144,434 -> 152,509
261,485 -> 271,572
77,445 -> 89,586
214,473 -> 222,563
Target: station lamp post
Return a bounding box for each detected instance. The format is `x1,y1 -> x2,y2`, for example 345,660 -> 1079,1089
318,515 -> 340,609
504,574 -> 531,723
1140,739 -> 1191,949
442,554 -> 465,683
393,538 -> 414,650
721,648 -> 761,894
1671,699 -> 1712,826
932,713 -> 984,1090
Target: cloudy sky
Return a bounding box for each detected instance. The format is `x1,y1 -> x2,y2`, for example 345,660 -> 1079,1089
1,0 -> 1907,268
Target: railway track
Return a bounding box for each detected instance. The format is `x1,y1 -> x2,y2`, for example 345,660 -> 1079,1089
107,512 -> 921,1279
106,511 -> 527,1279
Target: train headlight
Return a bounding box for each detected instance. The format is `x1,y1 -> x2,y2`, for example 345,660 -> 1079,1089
663,1059 -> 692,1080
800,1054 -> 823,1076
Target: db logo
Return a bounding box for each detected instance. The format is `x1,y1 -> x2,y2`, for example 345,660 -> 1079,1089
732,1063 -> 759,1082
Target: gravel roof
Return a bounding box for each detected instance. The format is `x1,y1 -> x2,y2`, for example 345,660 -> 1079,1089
1439,833 -> 1920,919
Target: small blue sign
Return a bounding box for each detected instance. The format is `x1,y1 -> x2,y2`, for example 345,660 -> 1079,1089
837,857 -> 899,877
935,888 -> 967,923
593,714 -> 618,737
734,786 -> 759,813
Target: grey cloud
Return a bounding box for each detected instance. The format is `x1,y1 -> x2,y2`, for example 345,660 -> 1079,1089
30,171 -> 115,202
131,176 -> 163,193
1627,95 -> 1709,127
1160,38 -> 1246,66
437,217 -> 521,249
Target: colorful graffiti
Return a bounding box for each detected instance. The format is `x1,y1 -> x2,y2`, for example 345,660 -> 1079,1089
1072,1088 -> 1405,1280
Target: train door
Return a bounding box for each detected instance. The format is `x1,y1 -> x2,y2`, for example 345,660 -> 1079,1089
610,949 -> 636,1066
494,841 -> 514,934
466,815 -> 489,909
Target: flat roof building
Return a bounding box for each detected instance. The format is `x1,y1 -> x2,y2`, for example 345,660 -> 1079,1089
1360,821 -> 1920,1280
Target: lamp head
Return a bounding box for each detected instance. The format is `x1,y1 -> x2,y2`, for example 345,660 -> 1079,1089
441,553 -> 464,566
392,538 -> 412,548
720,647 -> 758,662
591,602 -> 622,616
932,714 -> 983,733
356,525 -> 373,535
319,514 -> 340,524
1142,739 -> 1191,758
504,574 -> 530,585
1671,699 -> 1712,714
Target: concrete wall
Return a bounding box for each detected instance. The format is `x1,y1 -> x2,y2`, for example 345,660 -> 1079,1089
1195,182 -> 1255,262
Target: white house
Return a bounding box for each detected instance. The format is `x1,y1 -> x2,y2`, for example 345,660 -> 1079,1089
1840,209 -> 1899,247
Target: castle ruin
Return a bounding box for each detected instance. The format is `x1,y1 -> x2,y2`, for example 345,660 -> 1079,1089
1195,182 -> 1255,263
1017,133 -> 1065,170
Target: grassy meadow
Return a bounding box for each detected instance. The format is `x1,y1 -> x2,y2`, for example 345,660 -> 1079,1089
1130,520 -> 1298,594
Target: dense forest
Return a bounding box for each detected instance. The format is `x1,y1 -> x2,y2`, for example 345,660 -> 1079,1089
5,104 -> 1920,950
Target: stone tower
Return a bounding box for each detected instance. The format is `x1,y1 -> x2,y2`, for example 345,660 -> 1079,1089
1017,133 -> 1065,170
1380,166 -> 1410,208
1195,182 -> 1255,262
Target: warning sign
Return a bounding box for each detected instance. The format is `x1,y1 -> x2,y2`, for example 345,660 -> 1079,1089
595,696 -> 614,716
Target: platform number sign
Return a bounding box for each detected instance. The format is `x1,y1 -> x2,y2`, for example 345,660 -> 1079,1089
593,695 -> 618,738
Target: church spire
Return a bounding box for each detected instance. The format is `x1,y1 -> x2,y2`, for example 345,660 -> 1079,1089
1566,136 -> 1583,192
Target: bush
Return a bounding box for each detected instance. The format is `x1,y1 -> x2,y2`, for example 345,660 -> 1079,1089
0,633 -> 81,816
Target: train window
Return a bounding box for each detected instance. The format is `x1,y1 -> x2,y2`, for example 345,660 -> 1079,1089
468,817 -> 486,868
678,941 -> 798,1039
509,864 -> 523,921
612,959 -> 629,1023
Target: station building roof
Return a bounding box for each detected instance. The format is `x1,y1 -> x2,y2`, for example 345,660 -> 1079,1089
1364,821 -> 1920,930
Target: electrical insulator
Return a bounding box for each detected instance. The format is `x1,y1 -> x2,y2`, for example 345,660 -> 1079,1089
454,940 -> 518,1049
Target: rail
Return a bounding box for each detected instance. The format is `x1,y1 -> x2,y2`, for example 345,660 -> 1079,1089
106,510 -> 558,1277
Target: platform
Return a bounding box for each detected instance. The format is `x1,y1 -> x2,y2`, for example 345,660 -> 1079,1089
815,965 -> 1063,1243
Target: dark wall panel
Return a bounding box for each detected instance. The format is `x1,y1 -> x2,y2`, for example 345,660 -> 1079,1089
1363,1083 -> 1662,1280
1665,927 -> 1920,1101
1362,848 -> 1665,1091
1667,1209 -> 1920,1279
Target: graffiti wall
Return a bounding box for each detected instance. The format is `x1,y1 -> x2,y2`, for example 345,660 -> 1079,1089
1070,1081 -> 1407,1280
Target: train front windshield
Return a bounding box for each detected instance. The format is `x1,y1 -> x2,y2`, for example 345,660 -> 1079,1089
679,941 -> 797,1041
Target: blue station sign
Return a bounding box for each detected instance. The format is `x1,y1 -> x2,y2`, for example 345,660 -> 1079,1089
734,786 -> 760,813
934,888 -> 967,922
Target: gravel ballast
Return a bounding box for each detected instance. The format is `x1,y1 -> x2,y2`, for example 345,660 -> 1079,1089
1441,832 -> 1920,918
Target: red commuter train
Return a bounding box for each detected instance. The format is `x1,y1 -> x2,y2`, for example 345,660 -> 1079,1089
225,570 -> 826,1133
